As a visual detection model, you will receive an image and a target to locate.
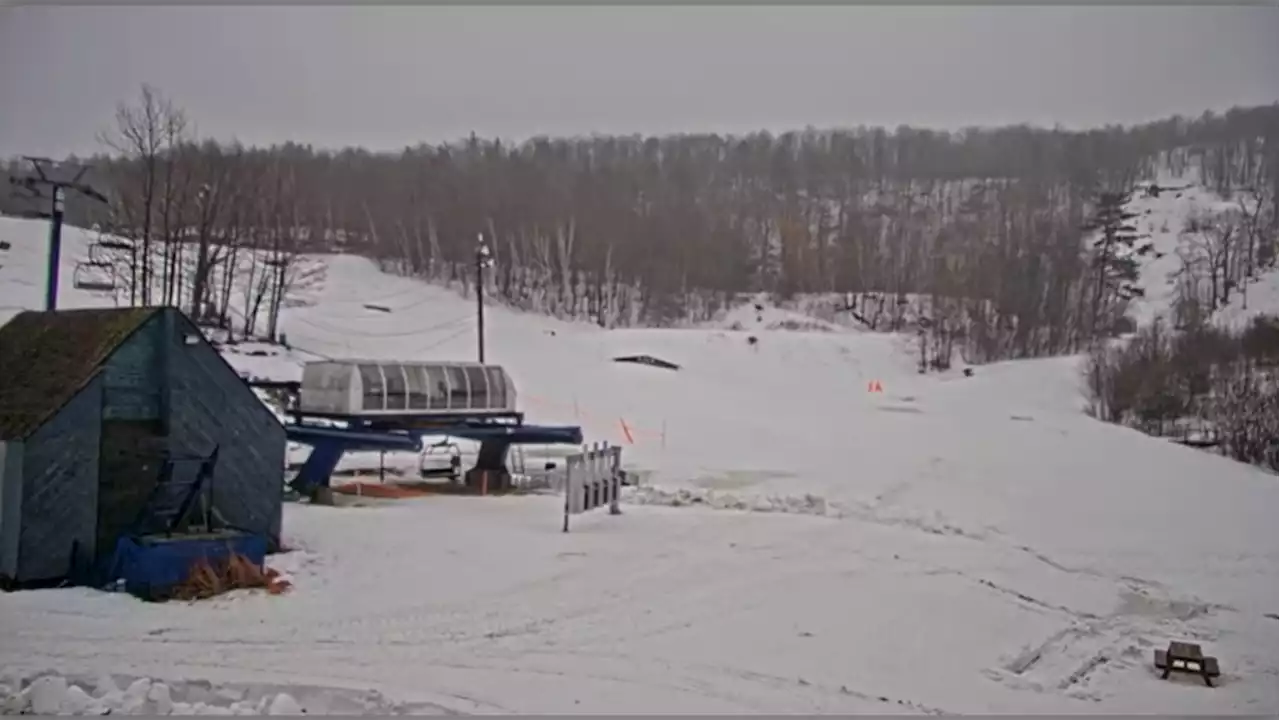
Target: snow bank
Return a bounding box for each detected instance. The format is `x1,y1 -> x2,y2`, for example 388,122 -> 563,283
623,484 -> 839,518
0,671 -> 418,716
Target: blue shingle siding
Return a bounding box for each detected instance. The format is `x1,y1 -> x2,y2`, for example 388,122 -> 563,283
0,440 -> 23,581
165,314 -> 285,543
96,319 -> 169,564
17,377 -> 102,583
100,316 -> 163,422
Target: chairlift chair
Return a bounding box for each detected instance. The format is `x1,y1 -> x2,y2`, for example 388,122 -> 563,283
87,243 -> 117,265
420,439 -> 463,483
72,261 -> 117,292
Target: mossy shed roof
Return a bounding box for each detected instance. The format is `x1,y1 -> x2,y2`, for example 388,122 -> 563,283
0,307 -> 161,441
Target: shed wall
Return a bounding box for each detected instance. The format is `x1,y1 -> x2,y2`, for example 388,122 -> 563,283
100,315 -> 164,422
96,318 -> 169,561
0,440 -> 21,581
166,313 -> 286,542
17,377 -> 102,583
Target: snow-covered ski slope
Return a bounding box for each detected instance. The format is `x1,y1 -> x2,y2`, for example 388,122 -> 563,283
1123,168 -> 1276,328
0,214 -> 1275,715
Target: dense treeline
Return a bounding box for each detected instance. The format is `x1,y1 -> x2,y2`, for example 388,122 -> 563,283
1086,315 -> 1279,469
4,87 -> 1277,367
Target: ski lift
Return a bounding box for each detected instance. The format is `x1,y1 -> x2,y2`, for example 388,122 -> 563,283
88,244 -> 114,265
88,238 -> 133,264
96,239 -> 134,251
419,439 -> 463,483
72,261 -> 117,292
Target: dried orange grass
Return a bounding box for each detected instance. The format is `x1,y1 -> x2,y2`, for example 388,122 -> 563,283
170,551 -> 292,601
332,481 -> 434,498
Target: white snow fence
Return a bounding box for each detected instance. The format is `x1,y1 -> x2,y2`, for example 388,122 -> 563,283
562,442 -> 623,532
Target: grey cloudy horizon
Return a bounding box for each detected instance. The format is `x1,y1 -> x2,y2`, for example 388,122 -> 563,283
0,4 -> 1276,159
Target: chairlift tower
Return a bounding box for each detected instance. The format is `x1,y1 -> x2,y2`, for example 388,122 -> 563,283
7,157 -> 109,311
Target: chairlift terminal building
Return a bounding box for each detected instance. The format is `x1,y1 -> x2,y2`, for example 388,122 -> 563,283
286,360 -> 589,495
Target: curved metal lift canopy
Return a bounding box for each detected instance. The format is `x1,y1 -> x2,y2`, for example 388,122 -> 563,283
263,363 -> 583,496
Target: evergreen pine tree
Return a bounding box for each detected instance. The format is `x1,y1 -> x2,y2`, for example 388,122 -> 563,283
1083,190 -> 1153,334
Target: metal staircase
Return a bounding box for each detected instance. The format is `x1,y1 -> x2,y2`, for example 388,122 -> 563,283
130,446 -> 221,537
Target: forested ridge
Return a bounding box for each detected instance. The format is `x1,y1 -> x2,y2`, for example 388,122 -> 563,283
3,87 -> 1276,466
6,89 -> 1277,368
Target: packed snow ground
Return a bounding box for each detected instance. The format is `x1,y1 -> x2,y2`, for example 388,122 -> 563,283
0,215 -> 1276,715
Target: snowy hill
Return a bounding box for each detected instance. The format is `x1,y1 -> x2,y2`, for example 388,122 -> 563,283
699,163 -> 1277,339
0,215 -> 1275,715
1123,168 -> 1275,328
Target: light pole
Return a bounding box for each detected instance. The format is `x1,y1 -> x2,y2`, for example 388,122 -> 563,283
475,233 -> 493,363
8,157 -> 109,311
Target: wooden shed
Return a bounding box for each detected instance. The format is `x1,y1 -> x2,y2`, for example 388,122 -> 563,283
0,307 -> 285,588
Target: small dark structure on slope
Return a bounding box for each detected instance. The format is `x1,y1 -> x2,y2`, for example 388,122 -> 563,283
613,354 -> 681,371
0,307 -> 286,590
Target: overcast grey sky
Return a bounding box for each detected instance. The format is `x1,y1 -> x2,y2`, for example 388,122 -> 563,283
0,5 -> 1275,158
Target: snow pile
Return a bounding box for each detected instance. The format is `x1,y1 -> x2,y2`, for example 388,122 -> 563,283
619,486 -> 997,541
623,484 -> 839,518
0,672 -> 414,716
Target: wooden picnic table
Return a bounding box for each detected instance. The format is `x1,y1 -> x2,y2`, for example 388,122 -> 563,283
1155,641 -> 1220,687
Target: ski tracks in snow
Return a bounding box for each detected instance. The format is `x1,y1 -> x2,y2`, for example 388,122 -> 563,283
626,478 -> 1258,709
0,494 -> 1266,714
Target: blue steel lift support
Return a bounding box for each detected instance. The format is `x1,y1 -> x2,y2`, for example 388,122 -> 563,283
283,417 -> 583,496
286,424 -> 423,494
